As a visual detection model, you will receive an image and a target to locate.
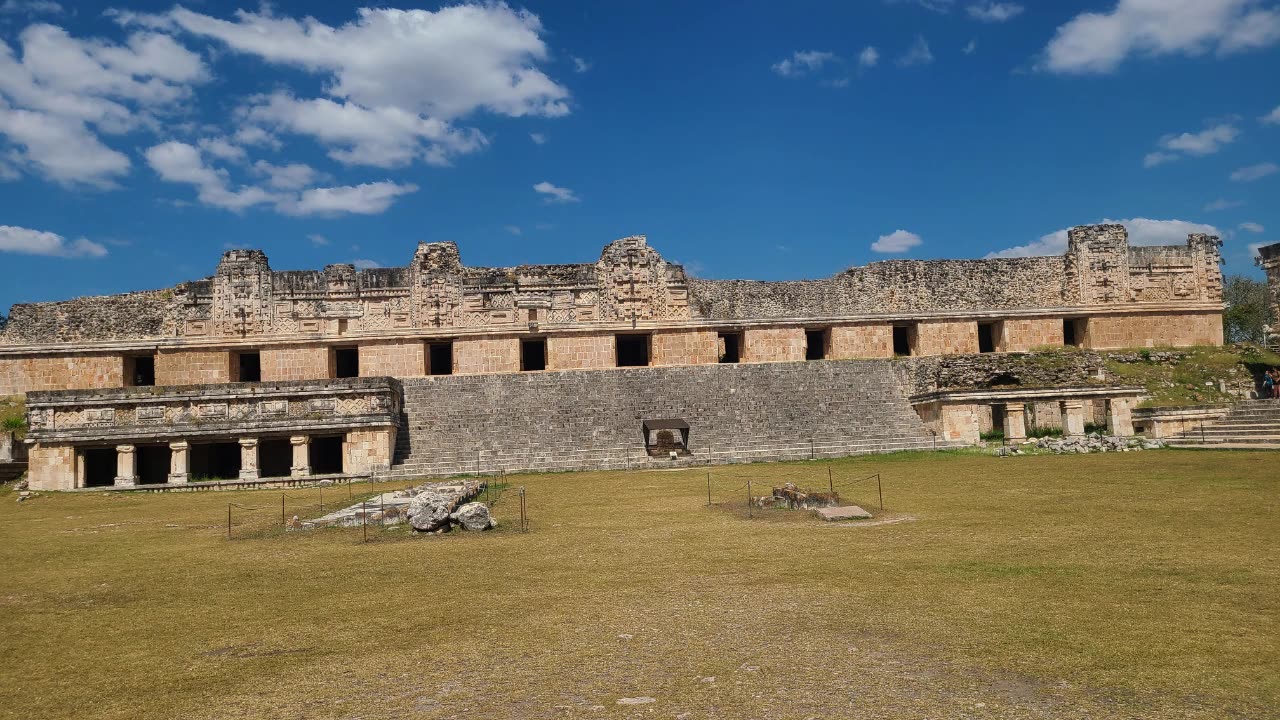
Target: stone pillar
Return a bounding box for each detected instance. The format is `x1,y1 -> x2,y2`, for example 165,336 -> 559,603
1107,398 -> 1135,437
239,438 -> 260,481
290,435 -> 311,478
114,444 -> 137,487
168,441 -> 189,484
0,432 -> 13,463
1062,400 -> 1086,437
1003,403 -> 1026,442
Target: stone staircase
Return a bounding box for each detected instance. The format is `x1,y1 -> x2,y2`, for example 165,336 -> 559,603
1165,400 -> 1280,450
382,359 -> 961,479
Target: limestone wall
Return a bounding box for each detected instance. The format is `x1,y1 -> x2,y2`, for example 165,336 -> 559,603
547,334 -> 614,370
652,329 -> 718,366
915,321 -> 979,356
359,340 -> 425,377
0,353 -> 123,395
743,328 -> 806,363
454,337 -> 520,374
261,345 -> 333,382
1082,311 -> 1223,349
829,324 -> 894,359
998,318 -> 1065,353
156,349 -> 231,386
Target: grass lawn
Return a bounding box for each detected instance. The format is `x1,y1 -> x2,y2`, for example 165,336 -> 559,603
0,450 -> 1275,719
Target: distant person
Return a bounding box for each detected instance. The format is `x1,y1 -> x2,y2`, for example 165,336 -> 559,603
1266,369 -> 1278,399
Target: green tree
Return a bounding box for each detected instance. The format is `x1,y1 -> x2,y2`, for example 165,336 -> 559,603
0,311 -> 6,333
1222,275 -> 1272,344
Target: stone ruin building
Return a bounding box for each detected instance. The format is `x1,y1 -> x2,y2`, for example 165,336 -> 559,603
0,224 -> 1229,491
1257,242 -> 1280,350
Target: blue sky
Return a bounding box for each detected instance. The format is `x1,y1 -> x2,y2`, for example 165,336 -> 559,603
0,0 -> 1277,311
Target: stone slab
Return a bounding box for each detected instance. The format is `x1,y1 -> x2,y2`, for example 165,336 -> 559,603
815,505 -> 872,521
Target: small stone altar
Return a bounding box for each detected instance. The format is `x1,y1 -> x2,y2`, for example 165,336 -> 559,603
296,479 -> 494,531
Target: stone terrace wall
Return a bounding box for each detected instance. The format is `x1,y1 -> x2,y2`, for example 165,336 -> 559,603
897,352 -> 1112,397
3,290 -> 172,344
689,257 -> 1067,320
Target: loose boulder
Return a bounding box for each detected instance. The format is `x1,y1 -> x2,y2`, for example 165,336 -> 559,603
407,490 -> 453,531
450,502 -> 497,531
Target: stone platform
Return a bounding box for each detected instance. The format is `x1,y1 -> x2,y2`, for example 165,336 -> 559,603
815,506 -> 873,521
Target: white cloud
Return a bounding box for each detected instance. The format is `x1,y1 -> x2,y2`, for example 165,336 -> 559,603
0,23 -> 207,186
572,57 -> 590,73
1143,151 -> 1179,168
986,218 -> 1220,258
1041,0 -> 1280,74
533,180 -> 579,203
1160,123 -> 1239,155
280,181 -> 418,217
1204,198 -> 1244,211
858,46 -> 879,68
307,233 -> 329,246
1230,162 -> 1279,181
197,136 -> 246,162
0,224 -> 106,257
232,124 -> 280,149
1240,221 -> 1265,232
1263,105 -> 1280,124
529,132 -> 547,145
352,258 -> 382,269
504,224 -> 522,235
242,92 -> 486,168
252,160 -> 322,190
887,0 -> 955,12
0,1 -> 62,14
145,140 -> 417,215
963,40 -> 977,55
872,229 -> 923,253
967,2 -> 1024,22
896,36 -> 933,67
772,50 -> 837,77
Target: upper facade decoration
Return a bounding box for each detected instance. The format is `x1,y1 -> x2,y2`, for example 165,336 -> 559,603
0,226 -> 1222,345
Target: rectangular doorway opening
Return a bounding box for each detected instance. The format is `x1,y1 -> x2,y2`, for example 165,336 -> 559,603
334,347 -> 359,378
805,329 -> 828,360
81,448 -> 116,487
892,325 -> 915,357
136,444 -> 171,485
521,338 -> 546,371
235,351 -> 261,382
190,442 -> 241,481
978,323 -> 997,354
309,435 -> 344,475
616,334 -> 651,367
428,342 -> 453,375
1064,318 -> 1086,347
125,355 -> 156,387
718,331 -> 741,364
259,438 -> 292,478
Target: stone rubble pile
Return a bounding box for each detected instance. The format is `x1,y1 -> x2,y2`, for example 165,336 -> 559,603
993,434 -> 1164,456
753,482 -> 841,510
298,479 -> 495,532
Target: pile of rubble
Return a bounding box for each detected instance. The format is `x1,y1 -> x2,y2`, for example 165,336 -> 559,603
753,482 -> 840,510
296,479 -> 496,532
993,434 -> 1164,456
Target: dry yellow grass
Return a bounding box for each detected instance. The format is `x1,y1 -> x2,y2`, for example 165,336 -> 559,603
0,449 -> 1275,719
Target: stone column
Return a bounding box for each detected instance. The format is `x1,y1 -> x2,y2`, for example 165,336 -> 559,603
290,435 -> 311,478
1003,403 -> 1026,442
114,444 -> 137,487
168,441 -> 189,484
1107,398 -> 1135,437
0,432 -> 13,463
239,438 -> 260,481
1062,400 -> 1086,437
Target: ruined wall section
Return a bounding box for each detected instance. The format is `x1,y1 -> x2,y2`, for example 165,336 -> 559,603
689,256 -> 1067,320
3,290 -> 172,344
1256,242 -> 1280,347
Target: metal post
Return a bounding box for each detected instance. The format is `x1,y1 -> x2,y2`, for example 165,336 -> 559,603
706,472 -> 712,506
362,501 -> 367,543
877,474 -> 884,511
319,486 -> 324,514
810,439 -> 815,460
281,494 -> 286,527
380,492 -> 385,526
519,486 -> 527,532
227,503 -> 232,540
747,479 -> 752,519
828,467 -> 833,495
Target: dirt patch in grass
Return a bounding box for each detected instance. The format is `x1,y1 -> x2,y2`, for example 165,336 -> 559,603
0,453 -> 1276,719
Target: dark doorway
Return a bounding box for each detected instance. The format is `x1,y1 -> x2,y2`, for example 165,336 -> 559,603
190,442 -> 241,481
718,332 -> 741,364
310,435 -> 344,475
616,334 -> 650,367
126,355 -> 156,387
978,323 -> 997,354
805,329 -> 828,360
428,342 -> 453,375
521,339 -> 546,371
259,438 -> 292,478
82,448 -> 116,487
136,444 -> 171,485
335,347 -> 359,378
1064,318 -> 1087,347
236,352 -> 261,382
990,404 -> 1006,434
892,325 -> 913,357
